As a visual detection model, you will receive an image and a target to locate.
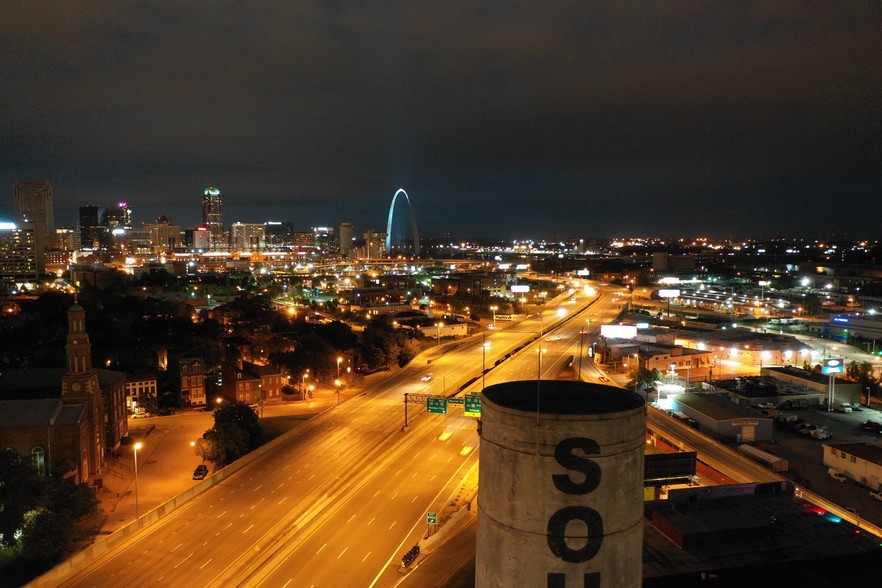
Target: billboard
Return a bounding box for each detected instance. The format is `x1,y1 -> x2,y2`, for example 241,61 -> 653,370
658,289 -> 680,298
822,358 -> 844,375
511,285 -> 530,293
600,324 -> 637,339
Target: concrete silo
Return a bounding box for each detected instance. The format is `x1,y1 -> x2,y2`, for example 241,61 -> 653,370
476,380 -> 645,587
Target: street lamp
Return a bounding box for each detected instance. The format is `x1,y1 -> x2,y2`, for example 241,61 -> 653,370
335,379 -> 342,407
535,346 -> 548,452
133,442 -> 143,519
435,322 -> 444,346
337,356 -> 343,380
482,334 -> 491,391
669,363 -> 676,386
191,440 -> 205,464
490,305 -> 498,329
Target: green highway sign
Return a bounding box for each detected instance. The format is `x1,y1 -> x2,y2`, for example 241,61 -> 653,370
464,393 -> 482,418
427,512 -> 437,524
447,397 -> 464,405
427,397 -> 448,414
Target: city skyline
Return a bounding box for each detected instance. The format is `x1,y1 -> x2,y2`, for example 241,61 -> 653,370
2,4 -> 881,240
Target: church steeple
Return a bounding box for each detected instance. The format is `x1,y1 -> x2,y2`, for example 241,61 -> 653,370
65,303 -> 92,374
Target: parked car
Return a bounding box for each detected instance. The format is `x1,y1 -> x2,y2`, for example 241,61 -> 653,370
827,468 -> 847,483
193,464 -> 209,480
157,408 -> 175,416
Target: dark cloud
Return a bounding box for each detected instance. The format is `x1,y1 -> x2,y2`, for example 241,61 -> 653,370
2,1 -> 880,239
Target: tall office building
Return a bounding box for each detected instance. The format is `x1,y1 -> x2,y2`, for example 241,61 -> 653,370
201,187 -> 224,249
313,226 -> 336,252
106,201 -> 132,229
0,222 -> 40,280
79,205 -> 109,248
230,222 -> 265,251
12,180 -> 54,247
264,221 -> 294,248
339,222 -> 353,258
364,229 -> 387,260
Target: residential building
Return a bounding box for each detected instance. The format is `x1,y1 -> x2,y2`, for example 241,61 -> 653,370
169,357 -> 207,406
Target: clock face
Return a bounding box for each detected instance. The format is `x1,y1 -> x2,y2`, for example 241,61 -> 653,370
72,382 -> 81,392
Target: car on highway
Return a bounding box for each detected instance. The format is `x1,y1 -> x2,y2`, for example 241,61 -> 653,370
193,464 -> 209,480
420,374 -> 433,382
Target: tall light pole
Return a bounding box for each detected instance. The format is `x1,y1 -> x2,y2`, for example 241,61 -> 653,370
133,442 -> 143,519
337,356 -> 343,381
435,322 -> 444,346
482,334 -> 491,391
535,346 -> 547,454
490,305 -> 498,329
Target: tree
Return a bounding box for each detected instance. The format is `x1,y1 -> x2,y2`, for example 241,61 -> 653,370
626,367 -> 663,394
214,402 -> 262,442
202,422 -> 249,467
0,449 -> 47,548
202,402 -> 263,466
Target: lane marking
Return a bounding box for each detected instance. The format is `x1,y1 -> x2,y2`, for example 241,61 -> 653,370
199,558 -> 212,570
243,524 -> 254,534
170,542 -> 183,553
338,547 -> 348,559
173,552 -> 193,569
278,496 -> 287,505
317,543 -> 327,554
368,517 -> 375,526
389,521 -> 396,530
363,551 -> 371,562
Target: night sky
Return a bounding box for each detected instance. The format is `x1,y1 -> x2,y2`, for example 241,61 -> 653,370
2,3 -> 880,241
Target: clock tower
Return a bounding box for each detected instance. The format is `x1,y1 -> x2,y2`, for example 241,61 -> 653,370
61,302 -> 106,476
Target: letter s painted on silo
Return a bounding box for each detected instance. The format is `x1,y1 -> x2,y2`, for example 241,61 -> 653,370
551,437 -> 601,494
547,437 -> 604,572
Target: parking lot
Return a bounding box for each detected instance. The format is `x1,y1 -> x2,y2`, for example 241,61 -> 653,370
756,404 -> 882,526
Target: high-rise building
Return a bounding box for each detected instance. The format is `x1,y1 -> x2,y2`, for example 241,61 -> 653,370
0,222 -> 40,280
78,205 -> 109,248
364,229 -> 387,260
106,201 -> 132,229
230,222 -> 265,251
12,180 -> 54,248
339,222 -> 353,258
264,221 -> 294,248
201,187 -> 224,249
146,218 -> 182,252
313,226 -> 336,252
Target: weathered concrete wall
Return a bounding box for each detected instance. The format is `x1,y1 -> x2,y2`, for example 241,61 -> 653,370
476,380 -> 645,588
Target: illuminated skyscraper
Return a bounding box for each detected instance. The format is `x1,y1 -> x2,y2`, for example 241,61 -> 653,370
0,222 -> 40,280
339,222 -> 353,258
201,187 -> 224,249
12,180 -> 54,247
106,201 -> 132,229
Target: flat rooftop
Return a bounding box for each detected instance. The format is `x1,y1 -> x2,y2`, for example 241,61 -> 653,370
643,484 -> 882,585
483,380 -> 644,415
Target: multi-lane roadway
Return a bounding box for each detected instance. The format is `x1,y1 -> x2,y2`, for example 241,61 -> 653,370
60,282 -> 624,587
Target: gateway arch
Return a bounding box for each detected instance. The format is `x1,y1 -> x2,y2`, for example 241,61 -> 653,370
385,188 -> 420,257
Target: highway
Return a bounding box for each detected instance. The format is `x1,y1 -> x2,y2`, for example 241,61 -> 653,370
62,281 -> 624,587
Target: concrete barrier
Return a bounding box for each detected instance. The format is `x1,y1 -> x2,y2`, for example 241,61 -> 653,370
27,410 -> 333,587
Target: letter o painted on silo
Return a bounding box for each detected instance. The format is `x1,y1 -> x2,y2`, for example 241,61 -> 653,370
546,506 -> 604,563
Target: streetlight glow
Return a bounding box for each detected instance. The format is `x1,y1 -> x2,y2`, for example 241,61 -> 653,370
134,442 -> 143,519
